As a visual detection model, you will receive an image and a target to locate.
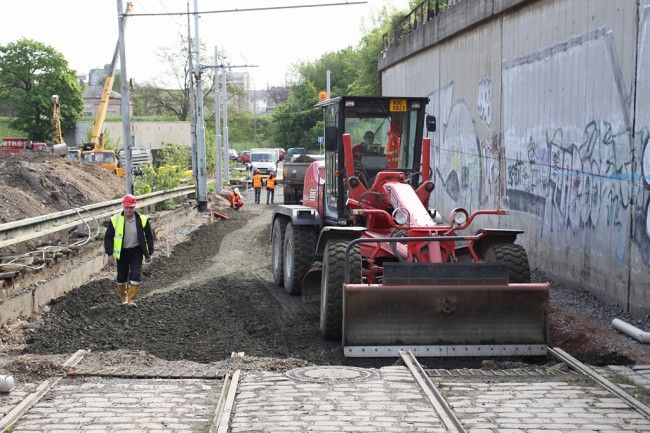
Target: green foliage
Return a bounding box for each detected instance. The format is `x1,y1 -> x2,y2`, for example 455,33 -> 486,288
270,5 -> 406,149
0,117 -> 26,138
160,143 -> 191,169
133,164 -> 185,196
0,39 -> 84,141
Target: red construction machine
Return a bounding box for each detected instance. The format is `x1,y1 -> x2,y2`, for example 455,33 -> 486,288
271,96 -> 549,357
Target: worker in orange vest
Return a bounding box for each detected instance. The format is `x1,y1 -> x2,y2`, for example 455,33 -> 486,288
227,188 -> 244,210
252,169 -> 263,204
266,172 -> 277,204
386,121 -> 401,169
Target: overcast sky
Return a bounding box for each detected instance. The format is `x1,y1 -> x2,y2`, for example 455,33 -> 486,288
1,0 -> 410,89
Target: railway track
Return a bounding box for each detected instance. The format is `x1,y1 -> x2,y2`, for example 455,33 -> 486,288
1,348 -> 649,432
400,348 -> 650,433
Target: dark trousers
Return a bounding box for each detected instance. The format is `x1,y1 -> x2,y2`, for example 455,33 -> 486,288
116,246 -> 143,284
254,187 -> 261,204
266,188 -> 275,204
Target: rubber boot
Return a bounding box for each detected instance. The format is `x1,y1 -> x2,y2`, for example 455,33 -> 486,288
127,283 -> 140,307
117,283 -> 128,305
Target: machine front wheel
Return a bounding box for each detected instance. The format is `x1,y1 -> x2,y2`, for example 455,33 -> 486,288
484,243 -> 531,283
320,240 -> 361,340
282,223 -> 317,295
271,217 -> 287,286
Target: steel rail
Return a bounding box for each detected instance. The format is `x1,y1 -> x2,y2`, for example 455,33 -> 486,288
549,347 -> 650,419
0,349 -> 88,431
400,350 -> 467,433
0,185 -> 195,250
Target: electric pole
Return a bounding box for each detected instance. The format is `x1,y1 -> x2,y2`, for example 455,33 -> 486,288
214,47 -> 222,194
187,0 -> 197,179
193,0 -> 208,211
117,0 -> 133,194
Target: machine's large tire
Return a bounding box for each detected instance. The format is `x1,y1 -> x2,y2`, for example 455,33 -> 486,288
271,217 -> 287,286
320,240 -> 361,340
282,223 -> 317,295
484,243 -> 531,283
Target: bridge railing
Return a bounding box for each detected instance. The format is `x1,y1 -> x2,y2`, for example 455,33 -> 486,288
382,0 -> 463,52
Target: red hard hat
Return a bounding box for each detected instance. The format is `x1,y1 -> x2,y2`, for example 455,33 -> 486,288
122,194 -> 137,207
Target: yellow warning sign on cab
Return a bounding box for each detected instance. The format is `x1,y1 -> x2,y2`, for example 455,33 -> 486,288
389,99 -> 407,112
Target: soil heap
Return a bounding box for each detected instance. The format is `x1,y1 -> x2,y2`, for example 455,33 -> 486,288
0,152 -> 124,223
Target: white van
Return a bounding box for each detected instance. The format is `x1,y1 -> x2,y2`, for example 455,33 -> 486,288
249,149 -> 277,175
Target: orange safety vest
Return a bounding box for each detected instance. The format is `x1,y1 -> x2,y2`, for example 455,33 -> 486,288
386,122 -> 400,169
266,177 -> 276,190
252,174 -> 263,188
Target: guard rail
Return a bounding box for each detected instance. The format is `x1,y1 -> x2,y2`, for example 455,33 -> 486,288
0,185 -> 195,250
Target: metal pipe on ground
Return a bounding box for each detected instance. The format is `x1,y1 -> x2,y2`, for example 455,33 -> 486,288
612,318 -> 650,343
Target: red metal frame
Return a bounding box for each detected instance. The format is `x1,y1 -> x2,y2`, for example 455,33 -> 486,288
340,133 -> 512,283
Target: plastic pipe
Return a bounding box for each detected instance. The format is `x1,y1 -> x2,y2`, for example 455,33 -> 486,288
612,318 -> 650,343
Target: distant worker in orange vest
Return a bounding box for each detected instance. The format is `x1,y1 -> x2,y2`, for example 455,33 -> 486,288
266,172 -> 277,204
252,169 -> 263,204
228,187 -> 244,210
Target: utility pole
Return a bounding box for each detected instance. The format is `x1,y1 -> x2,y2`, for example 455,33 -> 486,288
193,0 -> 208,211
214,47 -> 222,194
187,0 -> 197,179
117,0 -> 133,194
221,69 -> 230,186
326,69 -> 331,98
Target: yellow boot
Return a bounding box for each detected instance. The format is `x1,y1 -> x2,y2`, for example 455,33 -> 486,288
117,283 -> 128,305
127,282 -> 140,307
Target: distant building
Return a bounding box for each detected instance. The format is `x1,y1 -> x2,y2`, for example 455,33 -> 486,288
68,121 -> 190,150
82,65 -> 132,117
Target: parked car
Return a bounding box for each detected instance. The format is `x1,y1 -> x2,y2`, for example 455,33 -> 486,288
249,149 -> 277,175
238,151 -> 250,164
228,149 -> 238,160
287,147 -> 306,162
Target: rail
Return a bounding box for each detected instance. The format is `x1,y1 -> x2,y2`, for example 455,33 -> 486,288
0,185 -> 195,250
382,0 -> 464,52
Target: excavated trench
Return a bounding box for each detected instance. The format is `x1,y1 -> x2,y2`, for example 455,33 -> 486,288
23,202 -> 650,368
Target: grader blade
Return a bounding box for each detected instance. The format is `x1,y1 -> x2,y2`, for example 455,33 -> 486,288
342,263 -> 549,357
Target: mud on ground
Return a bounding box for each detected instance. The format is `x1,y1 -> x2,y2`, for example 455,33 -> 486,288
0,152 -> 123,223
3,201 -> 649,379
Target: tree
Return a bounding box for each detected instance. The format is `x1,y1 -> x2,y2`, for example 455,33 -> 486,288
271,4 -> 409,147
0,38 -> 83,141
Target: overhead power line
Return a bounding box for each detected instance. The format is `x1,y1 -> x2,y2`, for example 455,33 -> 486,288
124,1 -> 367,17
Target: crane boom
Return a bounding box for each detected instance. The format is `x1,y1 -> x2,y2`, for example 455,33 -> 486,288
89,1 -> 132,150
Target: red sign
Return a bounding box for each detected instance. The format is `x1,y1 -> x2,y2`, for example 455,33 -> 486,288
2,138 -> 29,153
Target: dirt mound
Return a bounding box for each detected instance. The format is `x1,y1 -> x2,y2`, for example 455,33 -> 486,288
0,152 -> 123,223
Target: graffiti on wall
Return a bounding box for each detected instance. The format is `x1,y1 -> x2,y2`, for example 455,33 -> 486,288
477,79 -> 492,126
632,6 -> 650,265
428,83 -> 484,211
502,27 -> 636,262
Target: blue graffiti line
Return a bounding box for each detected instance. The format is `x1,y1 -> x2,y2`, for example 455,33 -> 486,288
559,171 -> 649,182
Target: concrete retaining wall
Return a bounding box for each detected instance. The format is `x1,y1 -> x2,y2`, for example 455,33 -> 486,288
0,205 -> 197,325
381,0 -> 650,317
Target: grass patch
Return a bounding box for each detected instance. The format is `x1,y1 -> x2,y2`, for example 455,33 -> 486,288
0,117 -> 26,138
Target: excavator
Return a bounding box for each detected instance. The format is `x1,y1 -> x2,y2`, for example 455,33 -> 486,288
50,95 -> 67,156
80,2 -> 132,176
271,96 -> 549,358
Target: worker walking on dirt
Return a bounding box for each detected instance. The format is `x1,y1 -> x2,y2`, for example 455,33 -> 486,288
104,194 -> 154,307
252,169 -> 263,204
266,172 -> 277,204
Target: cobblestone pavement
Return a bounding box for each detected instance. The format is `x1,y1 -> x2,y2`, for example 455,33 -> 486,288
231,366 -> 446,433
9,377 -> 221,433
3,364 -> 650,432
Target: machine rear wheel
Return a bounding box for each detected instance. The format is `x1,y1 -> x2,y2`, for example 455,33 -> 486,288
282,223 -> 317,295
484,243 -> 531,283
320,240 -> 361,340
271,218 -> 287,286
